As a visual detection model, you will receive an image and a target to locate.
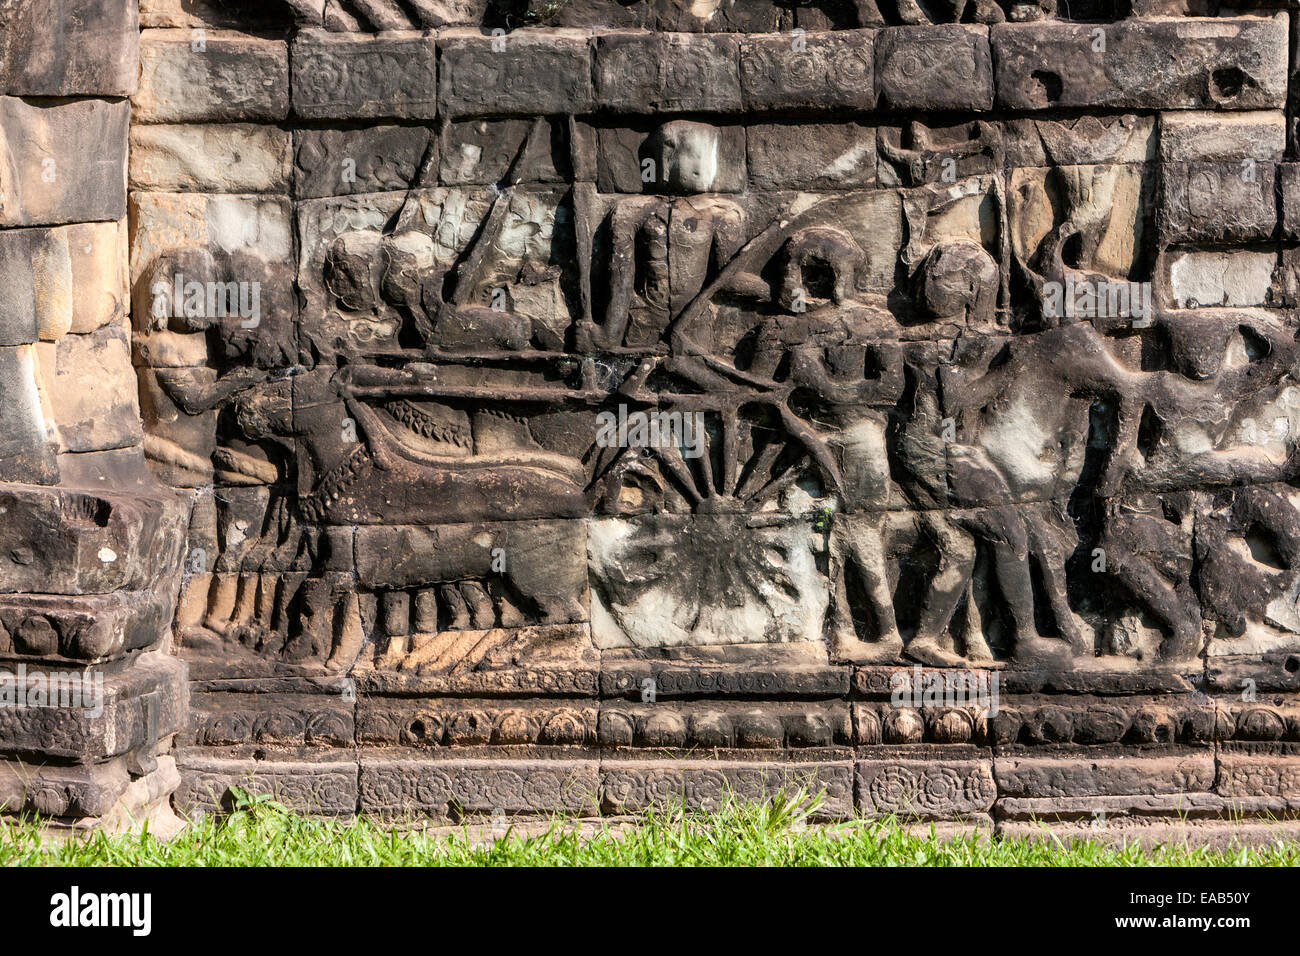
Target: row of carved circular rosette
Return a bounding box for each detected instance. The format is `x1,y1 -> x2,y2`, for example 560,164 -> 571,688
193,701 -> 1300,748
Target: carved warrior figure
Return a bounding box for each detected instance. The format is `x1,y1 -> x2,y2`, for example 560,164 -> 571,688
133,247 -> 323,663
582,120 -> 759,351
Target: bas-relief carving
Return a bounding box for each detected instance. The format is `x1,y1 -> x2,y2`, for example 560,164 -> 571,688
135,101 -> 1300,678
110,1 -> 1300,824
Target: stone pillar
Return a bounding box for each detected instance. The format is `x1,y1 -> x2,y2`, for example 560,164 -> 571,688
0,0 -> 188,834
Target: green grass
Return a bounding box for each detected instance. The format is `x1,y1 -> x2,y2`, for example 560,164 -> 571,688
2,789 -> 1298,866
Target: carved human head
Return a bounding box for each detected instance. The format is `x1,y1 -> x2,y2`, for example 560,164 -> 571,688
914,239 -> 999,325
652,120 -> 721,194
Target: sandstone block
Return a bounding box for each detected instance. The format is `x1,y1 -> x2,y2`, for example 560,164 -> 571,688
596,124 -> 747,193
441,28 -> 592,118
0,652 -> 187,762
1167,249 -> 1276,308
1159,110 -> 1286,162
1161,161 -> 1276,242
360,757 -> 599,816
177,754 -> 356,816
1281,163 -> 1300,239
441,118 -> 590,186
294,126 -> 432,199
0,484 -> 188,595
1002,114 -> 1155,167
994,753 -> 1216,797
594,32 -> 740,113
131,124 -> 292,193
748,122 -> 875,190
292,30 -> 437,121
738,30 -> 873,112
857,755 -> 996,818
36,323 -> 143,454
0,97 -> 129,227
0,222 -> 124,342
0,346 -> 57,484
0,0 -> 138,96
603,759 -> 853,817
0,591 -> 172,663
875,25 -> 992,112
993,18 -> 1288,111
128,192 -> 293,289
135,30 -> 289,123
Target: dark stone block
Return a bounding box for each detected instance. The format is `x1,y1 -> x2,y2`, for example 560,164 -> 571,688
993,18 -> 1288,112
738,29 -> 873,112
291,31 -> 437,121
294,126 -> 434,200
440,28 -> 592,118
0,0 -> 139,96
875,25 -> 992,112
594,32 -> 741,113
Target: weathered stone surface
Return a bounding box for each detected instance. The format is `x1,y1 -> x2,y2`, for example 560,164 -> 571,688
748,122 -> 875,190
1166,249 -> 1276,307
0,228 -> 69,346
128,192 -> 294,293
995,753 -> 1216,798
36,322 -> 143,453
878,120 -> 1001,186
131,124 -> 292,193
1002,114 -> 1155,166
0,484 -> 188,595
589,515 -> 828,649
1217,754 -> 1300,797
360,757 -> 600,816
602,663 -> 849,699
0,591 -> 173,663
857,753 -> 996,818
176,752 -> 357,815
1159,110 -> 1286,162
875,26 -> 992,112
738,30 -> 873,112
595,31 -> 739,113
0,0 -> 138,96
0,97 -> 129,227
295,126 -> 432,199
993,18 -> 1289,111
0,652 -> 187,762
0,754 -> 131,818
1161,161 -> 1276,242
597,123 -> 747,193
599,701 -> 850,749
14,0 -> 1300,839
0,346 -> 57,484
358,696 -> 596,747
135,30 -> 289,123
190,691 -> 354,747
291,30 -> 437,120
442,118 -> 590,186
66,221 -> 130,334
603,759 -> 853,817
1281,163 -> 1300,240
441,28 -> 592,118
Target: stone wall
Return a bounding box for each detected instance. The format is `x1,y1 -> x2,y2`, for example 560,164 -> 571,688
0,0 -> 188,834
4,0 -> 1300,839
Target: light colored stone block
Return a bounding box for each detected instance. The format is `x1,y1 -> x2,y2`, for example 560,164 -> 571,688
36,321 -> 143,453
1160,110 -> 1286,162
1168,249 -> 1276,308
0,97 -> 128,227
134,30 -> 289,123
131,124 -> 292,193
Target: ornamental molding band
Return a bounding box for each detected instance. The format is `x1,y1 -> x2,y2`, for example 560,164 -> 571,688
2,0 -> 1300,840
